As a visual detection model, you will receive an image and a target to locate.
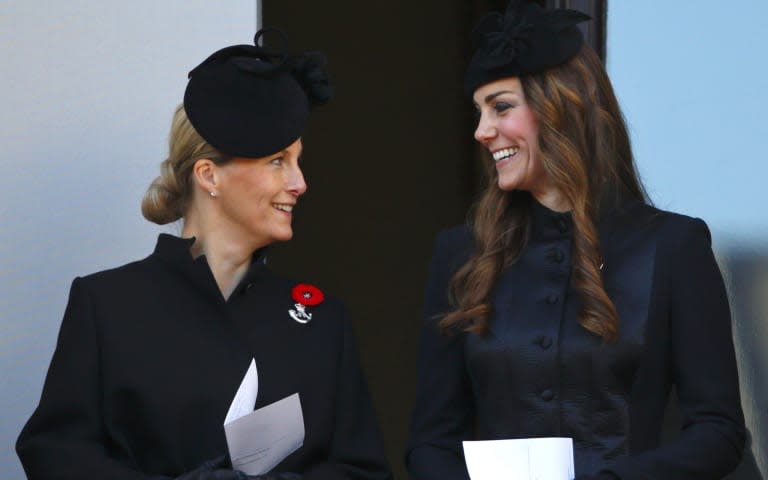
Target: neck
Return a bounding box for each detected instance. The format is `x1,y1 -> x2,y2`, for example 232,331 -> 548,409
532,188 -> 571,213
181,211 -> 259,300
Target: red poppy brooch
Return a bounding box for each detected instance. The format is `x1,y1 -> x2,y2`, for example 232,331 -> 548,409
289,283 -> 324,324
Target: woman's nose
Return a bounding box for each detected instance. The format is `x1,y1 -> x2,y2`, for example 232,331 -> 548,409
474,113 -> 496,144
288,166 -> 307,197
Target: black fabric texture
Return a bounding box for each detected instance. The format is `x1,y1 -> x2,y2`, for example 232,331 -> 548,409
168,455 -> 247,480
16,235 -> 392,480
575,473 -> 619,480
407,195 -> 745,480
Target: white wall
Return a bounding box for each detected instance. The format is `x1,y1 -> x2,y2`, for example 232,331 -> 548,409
608,1 -> 768,476
0,2 -> 257,477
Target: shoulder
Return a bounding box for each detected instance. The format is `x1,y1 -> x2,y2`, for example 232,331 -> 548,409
638,204 -> 712,251
611,205 -> 718,285
75,255 -> 158,293
431,224 -> 474,271
422,225 -> 473,313
435,224 -> 473,249
611,203 -> 712,249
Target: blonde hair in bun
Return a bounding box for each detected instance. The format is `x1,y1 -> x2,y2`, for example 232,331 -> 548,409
141,104 -> 230,224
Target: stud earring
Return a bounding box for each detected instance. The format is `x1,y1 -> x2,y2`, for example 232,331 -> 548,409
210,191 -> 217,198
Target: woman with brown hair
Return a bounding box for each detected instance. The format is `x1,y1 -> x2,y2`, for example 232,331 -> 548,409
17,30 -> 392,480
407,2 -> 745,479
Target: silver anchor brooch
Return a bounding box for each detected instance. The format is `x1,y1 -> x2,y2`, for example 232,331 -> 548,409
289,283 -> 325,324
289,303 -> 312,323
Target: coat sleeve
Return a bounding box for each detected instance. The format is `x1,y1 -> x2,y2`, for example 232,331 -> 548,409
16,277 -> 154,480
302,304 -> 393,480
406,229 -> 474,480
606,218 -> 746,480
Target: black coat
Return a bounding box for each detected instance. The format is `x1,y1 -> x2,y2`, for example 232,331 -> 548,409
407,198 -> 745,480
17,234 -> 392,480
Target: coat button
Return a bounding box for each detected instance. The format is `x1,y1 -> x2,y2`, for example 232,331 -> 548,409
541,389 -> 555,401
547,248 -> 565,264
540,336 -> 553,349
245,283 -> 254,291
545,293 -> 559,304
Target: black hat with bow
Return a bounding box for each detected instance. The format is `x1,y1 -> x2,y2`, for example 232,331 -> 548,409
184,28 -> 332,158
465,0 -> 591,94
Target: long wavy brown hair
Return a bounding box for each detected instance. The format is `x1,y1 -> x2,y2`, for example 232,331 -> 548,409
440,45 -> 647,341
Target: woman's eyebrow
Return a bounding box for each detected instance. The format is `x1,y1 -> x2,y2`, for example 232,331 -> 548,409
484,90 -> 517,103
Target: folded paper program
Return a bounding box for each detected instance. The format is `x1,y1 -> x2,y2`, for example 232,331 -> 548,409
223,360 -> 305,476
463,437 -> 574,480
224,359 -> 259,426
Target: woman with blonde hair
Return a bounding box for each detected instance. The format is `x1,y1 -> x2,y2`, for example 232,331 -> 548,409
407,2 -> 745,479
18,30 -> 392,480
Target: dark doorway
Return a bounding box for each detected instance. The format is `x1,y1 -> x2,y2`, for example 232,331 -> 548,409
264,3 -> 476,479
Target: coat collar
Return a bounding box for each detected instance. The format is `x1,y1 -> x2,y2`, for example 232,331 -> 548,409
528,195 -> 573,242
151,233 -> 269,303
527,193 -> 646,244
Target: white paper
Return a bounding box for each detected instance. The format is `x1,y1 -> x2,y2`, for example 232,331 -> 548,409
224,358 -> 259,425
463,437 -> 574,480
224,393 -> 305,476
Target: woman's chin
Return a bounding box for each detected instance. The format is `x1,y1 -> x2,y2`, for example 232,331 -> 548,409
496,178 -> 520,192
272,228 -> 294,243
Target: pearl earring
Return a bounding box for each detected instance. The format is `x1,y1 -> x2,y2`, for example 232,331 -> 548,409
210,191 -> 217,198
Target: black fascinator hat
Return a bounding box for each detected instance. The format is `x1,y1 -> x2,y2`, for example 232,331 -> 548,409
465,0 -> 590,94
184,28 -> 332,158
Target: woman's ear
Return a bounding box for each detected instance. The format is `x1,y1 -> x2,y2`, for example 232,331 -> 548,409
192,158 -> 219,197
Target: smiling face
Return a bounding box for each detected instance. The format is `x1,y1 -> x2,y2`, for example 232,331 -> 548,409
213,138 -> 306,248
473,77 -> 555,198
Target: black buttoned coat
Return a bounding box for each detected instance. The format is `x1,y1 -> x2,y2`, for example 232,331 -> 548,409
407,198 -> 745,480
17,235 -> 392,480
